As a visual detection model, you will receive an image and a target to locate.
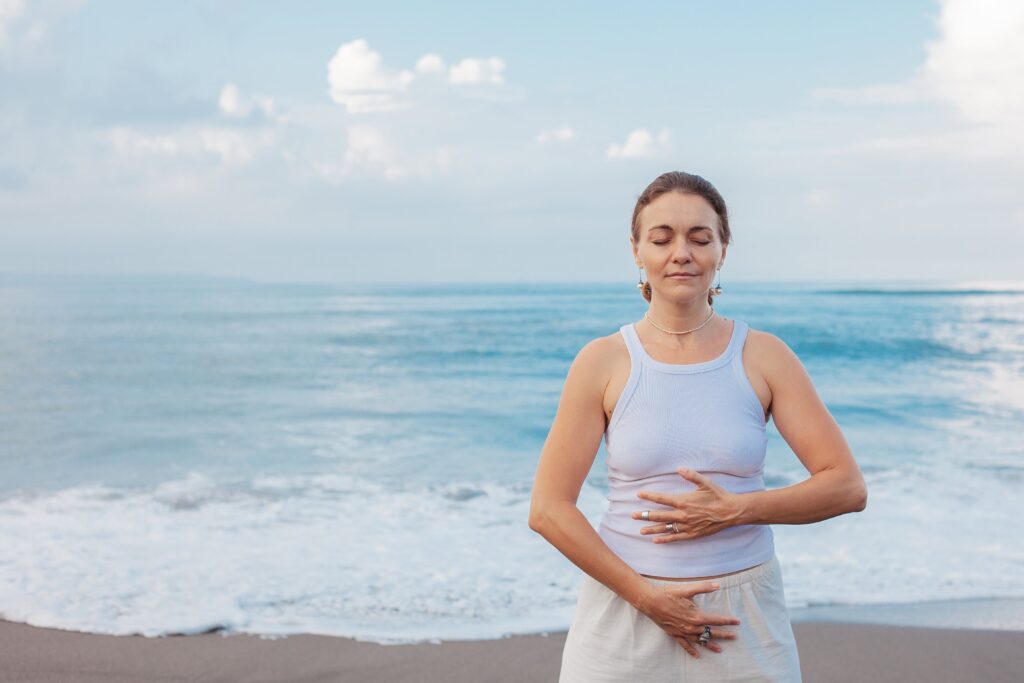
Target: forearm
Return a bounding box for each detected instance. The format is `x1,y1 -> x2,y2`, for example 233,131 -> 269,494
529,502 -> 655,611
734,467 -> 867,525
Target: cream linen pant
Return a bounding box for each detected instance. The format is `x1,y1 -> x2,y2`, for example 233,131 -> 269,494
559,555 -> 801,682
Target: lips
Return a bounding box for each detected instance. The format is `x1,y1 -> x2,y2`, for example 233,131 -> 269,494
667,273 -> 697,277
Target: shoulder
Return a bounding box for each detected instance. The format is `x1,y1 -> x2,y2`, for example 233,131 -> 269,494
566,328 -> 628,389
743,325 -> 806,387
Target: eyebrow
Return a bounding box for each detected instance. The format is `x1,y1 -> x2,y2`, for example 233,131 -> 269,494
648,225 -> 713,234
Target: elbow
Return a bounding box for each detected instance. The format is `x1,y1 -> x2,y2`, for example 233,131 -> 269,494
849,479 -> 868,513
529,499 -> 569,533
528,503 -> 549,533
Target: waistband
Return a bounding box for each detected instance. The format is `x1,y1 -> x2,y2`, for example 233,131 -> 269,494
641,554 -> 778,589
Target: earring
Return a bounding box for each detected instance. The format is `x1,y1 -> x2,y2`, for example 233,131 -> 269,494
710,268 -> 723,297
636,266 -> 650,299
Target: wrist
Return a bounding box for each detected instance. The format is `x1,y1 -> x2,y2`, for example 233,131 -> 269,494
729,491 -> 755,526
626,579 -> 661,614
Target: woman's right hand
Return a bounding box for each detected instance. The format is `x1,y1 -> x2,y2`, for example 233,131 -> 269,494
637,581 -> 741,658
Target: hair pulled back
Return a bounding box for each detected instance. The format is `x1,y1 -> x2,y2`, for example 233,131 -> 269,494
631,171 -> 731,305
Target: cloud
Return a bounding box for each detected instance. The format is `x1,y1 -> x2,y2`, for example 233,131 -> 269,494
448,57 -> 505,85
606,128 -> 671,159
310,124 -> 454,184
326,40 -> 508,114
218,83 -> 276,121
809,0 -> 1024,157
922,0 -> 1024,126
415,53 -> 445,75
535,126 -> 575,143
0,0 -> 65,63
0,0 -> 26,45
327,39 -> 416,114
106,125 -> 257,165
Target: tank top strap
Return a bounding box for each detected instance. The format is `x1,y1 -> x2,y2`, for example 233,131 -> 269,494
618,323 -> 644,368
726,319 -> 749,363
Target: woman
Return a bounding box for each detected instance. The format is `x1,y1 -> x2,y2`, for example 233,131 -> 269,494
528,171 -> 867,682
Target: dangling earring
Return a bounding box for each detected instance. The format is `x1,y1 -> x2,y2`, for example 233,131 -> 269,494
710,268 -> 723,297
636,266 -> 650,300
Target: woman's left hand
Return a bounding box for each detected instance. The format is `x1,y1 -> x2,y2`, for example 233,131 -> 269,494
633,468 -> 742,542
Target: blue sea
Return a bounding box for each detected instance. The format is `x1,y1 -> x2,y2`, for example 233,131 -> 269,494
1,274 -> 1022,643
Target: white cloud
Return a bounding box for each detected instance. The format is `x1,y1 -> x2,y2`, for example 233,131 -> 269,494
0,0 -> 55,61
218,83 -> 276,120
809,0 -> 1024,158
107,127 -> 180,156
218,84 -> 245,117
0,0 -> 26,46
415,53 -> 445,75
606,128 -> 671,159
327,39 -> 416,114
922,0 -> 1024,126
325,41 -> 509,114
106,125 -> 256,165
535,126 -> 575,143
309,124 -> 453,184
449,57 -> 505,85
197,129 -> 253,164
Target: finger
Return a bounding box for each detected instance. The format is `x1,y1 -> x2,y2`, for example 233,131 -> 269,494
698,609 -> 743,626
706,627 -> 738,641
677,467 -> 707,485
671,580 -> 723,598
631,510 -> 677,523
678,467 -> 719,491
702,640 -> 724,653
643,521 -> 683,536
635,491 -> 674,506
652,529 -> 692,543
674,636 -> 700,659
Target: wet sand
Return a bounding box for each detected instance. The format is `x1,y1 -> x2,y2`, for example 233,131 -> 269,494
2,617 -> 1023,682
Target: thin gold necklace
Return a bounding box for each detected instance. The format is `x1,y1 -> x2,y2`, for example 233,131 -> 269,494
644,308 -> 716,335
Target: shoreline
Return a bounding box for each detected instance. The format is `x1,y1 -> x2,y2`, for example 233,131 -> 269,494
3,612 -> 1023,683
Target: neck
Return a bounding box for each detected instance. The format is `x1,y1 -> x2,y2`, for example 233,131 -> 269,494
647,298 -> 714,331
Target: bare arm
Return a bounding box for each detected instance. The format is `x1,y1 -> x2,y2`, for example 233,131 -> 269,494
528,339 -> 655,610
734,333 -> 868,526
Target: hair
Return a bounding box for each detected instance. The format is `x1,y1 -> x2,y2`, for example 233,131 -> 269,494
630,171 -> 731,305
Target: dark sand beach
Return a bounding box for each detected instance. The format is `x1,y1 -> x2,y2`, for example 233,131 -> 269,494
2,614 -> 1022,683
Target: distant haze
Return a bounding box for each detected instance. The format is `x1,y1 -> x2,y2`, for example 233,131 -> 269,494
1,0 -> 1022,283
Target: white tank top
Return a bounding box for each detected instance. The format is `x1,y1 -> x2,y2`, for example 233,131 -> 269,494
597,318 -> 775,577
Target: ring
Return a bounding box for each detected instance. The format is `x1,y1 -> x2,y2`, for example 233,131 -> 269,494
698,625 -> 712,645
641,510 -> 650,521
666,522 -> 678,533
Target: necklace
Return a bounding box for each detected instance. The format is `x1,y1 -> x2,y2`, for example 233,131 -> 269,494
644,308 -> 716,335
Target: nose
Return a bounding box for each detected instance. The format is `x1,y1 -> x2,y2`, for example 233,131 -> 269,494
671,240 -> 692,263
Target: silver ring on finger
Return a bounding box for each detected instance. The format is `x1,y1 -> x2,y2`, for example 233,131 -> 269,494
697,625 -> 712,645
666,522 -> 678,533
641,510 -> 650,521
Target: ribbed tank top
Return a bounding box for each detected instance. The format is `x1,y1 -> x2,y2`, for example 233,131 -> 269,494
597,318 -> 774,577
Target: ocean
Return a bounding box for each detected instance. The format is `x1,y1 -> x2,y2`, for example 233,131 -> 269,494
1,274 -> 1022,643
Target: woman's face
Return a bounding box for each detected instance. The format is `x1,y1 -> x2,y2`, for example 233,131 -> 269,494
632,191 -> 726,302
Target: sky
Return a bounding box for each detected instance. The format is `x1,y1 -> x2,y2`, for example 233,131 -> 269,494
1,0 -> 1022,284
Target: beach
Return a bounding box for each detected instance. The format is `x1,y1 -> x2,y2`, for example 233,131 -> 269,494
2,616 -> 1023,682
2,278 -> 1023,677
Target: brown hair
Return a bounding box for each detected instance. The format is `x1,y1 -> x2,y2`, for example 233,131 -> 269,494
630,171 -> 731,304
